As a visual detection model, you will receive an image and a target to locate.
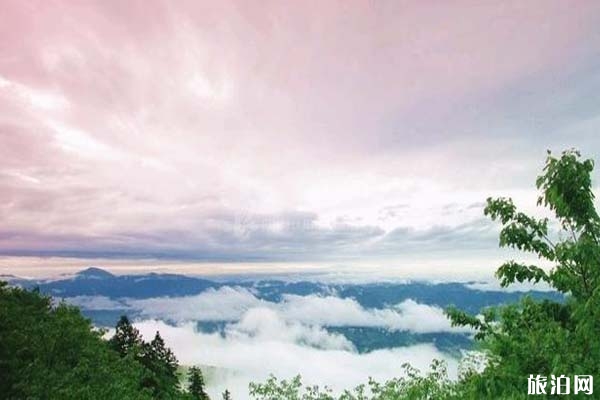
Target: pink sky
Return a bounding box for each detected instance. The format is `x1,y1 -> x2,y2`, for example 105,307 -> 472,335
1,1 -> 600,265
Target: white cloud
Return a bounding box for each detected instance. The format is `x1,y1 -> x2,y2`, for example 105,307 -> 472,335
50,121 -> 124,161
112,287 -> 471,334
391,299 -> 467,333
80,287 -> 473,399
226,307 -> 354,351
129,286 -> 264,321
0,74 -> 69,111
62,295 -> 128,310
133,319 -> 459,400
279,295 -> 469,334
465,280 -> 556,293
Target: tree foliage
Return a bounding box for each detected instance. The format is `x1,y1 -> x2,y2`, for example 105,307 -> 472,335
0,282 -> 153,399
446,149 -> 600,397
188,366 -> 210,400
248,360 -> 459,400
0,282 -> 206,399
110,315 -> 144,357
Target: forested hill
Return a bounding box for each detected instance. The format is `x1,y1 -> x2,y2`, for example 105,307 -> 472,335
0,281 -> 211,400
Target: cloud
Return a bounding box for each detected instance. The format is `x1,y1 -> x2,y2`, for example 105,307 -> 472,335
276,295 -> 469,334
0,214 -> 499,262
67,283 -> 479,399
130,287 -> 265,321
2,1 -> 600,263
226,307 -> 354,351
62,295 -> 127,310
132,319 -> 459,400
464,281 -> 555,293
89,287 -> 471,334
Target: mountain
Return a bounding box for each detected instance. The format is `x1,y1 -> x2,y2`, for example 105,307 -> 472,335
17,268 -> 218,298
75,267 -> 115,279
0,274 -> 32,288
10,267 -> 562,311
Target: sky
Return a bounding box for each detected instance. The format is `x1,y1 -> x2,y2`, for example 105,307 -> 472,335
1,1 -> 600,270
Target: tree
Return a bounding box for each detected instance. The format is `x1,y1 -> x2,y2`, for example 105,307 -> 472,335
222,389 -> 232,400
447,149 -> 600,396
109,316 -> 181,398
110,315 -> 143,357
249,362 -> 454,400
188,366 -> 210,400
139,331 -> 181,398
147,331 -> 179,379
0,282 -> 197,399
0,283 -> 154,399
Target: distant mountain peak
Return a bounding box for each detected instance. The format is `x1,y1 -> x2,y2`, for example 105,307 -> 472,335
76,267 -> 114,279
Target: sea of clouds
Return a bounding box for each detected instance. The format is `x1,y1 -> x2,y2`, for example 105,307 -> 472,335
135,319 -> 457,399
76,287 -> 469,399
